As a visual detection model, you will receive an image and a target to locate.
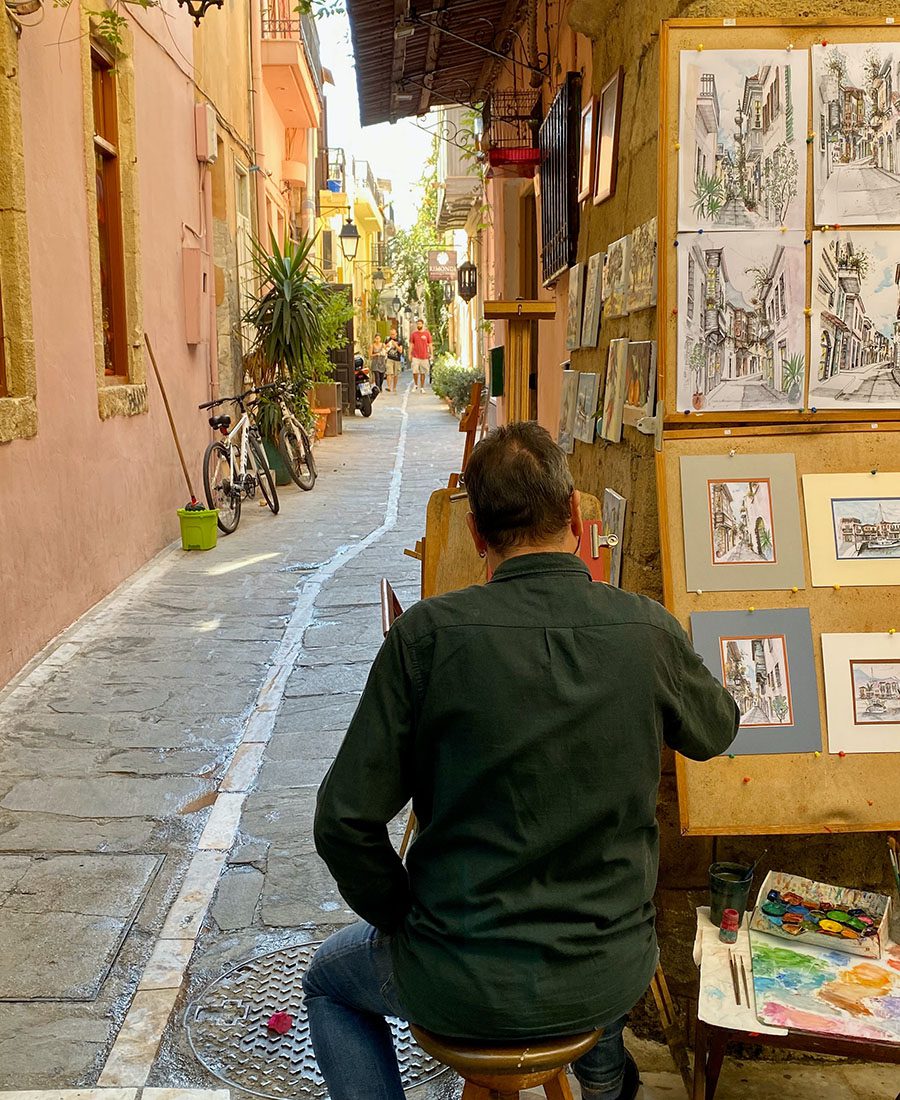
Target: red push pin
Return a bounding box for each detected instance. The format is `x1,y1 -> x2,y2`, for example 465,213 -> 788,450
838,750 -> 846,758
822,39 -> 828,46
743,776 -> 751,784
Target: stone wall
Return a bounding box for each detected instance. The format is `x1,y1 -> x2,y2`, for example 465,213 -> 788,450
564,0 -> 897,1041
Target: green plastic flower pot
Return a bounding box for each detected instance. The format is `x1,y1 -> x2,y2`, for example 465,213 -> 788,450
178,508 -> 218,551
264,439 -> 292,486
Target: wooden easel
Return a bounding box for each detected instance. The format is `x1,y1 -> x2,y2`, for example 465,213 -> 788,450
483,300 -> 557,423
379,579 -> 692,1094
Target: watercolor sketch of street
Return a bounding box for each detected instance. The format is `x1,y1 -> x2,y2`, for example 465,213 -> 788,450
750,933 -> 900,1043
832,497 -> 900,559
677,231 -> 806,412
810,231 -> 900,409
719,635 -> 792,726
708,478 -> 776,565
812,43 -> 900,225
678,50 -> 809,231
851,661 -> 900,724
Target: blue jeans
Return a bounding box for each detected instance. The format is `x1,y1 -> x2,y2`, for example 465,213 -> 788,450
303,922 -> 632,1100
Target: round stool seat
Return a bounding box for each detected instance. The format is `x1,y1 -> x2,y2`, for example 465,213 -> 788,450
410,1024 -> 602,1074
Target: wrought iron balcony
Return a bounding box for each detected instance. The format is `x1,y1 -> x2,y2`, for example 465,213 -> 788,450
260,3 -> 324,94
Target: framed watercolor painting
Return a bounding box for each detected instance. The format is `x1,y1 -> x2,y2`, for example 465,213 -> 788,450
593,68 -> 624,205
691,609 -> 821,755
626,217 -> 657,313
599,338 -> 629,443
565,262 -> 585,351
822,632 -> 900,754
578,97 -> 597,202
622,340 -> 657,427
581,251 -> 604,348
802,472 -> 900,587
557,369 -> 579,455
679,453 -> 805,592
573,372 -> 601,445
602,234 -> 631,320
602,489 -> 626,587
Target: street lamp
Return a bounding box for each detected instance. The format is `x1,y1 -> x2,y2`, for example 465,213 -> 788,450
391,295 -> 401,314
373,269 -> 386,293
176,0 -> 222,24
458,260 -> 478,302
338,218 -> 360,261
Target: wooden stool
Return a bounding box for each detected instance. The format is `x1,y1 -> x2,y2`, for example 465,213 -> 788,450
410,1024 -> 602,1099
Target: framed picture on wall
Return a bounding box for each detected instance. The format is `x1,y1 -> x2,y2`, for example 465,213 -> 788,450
593,68 -> 624,205
578,97 -> 597,202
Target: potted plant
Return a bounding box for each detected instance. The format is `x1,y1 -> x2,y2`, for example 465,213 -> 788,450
242,232 -> 326,481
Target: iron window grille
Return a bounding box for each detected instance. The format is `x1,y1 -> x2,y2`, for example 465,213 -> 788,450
539,72 -> 582,286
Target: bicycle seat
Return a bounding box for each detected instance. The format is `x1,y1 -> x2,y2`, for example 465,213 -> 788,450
209,414 -> 232,430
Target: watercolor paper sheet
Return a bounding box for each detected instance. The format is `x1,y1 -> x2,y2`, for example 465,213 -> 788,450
812,42 -> 900,226
803,472 -> 900,587
822,632 -> 900,754
680,453 -> 806,592
557,369 -> 579,454
599,339 -> 629,442
750,931 -> 900,1042
626,217 -> 657,312
574,372 -> 600,444
602,236 -> 631,319
565,263 -> 585,351
690,609 -> 821,756
677,231 -> 807,413
809,231 -> 900,409
623,341 -> 657,427
581,252 -> 604,348
678,50 -> 808,231
602,489 -> 626,587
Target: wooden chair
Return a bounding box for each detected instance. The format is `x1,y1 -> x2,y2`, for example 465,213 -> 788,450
410,1025 -> 602,1100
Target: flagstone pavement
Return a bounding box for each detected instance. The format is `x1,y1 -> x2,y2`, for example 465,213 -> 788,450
0,379 -> 896,1099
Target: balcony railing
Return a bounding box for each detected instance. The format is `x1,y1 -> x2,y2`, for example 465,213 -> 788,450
260,4 -> 324,93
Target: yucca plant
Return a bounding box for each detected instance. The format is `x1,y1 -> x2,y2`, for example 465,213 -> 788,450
243,231 -> 327,438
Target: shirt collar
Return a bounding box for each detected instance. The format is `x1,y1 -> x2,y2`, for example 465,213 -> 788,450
489,552 -> 592,583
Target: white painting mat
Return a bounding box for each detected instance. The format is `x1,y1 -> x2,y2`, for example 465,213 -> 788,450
803,472 -> 900,586
822,631 -> 900,754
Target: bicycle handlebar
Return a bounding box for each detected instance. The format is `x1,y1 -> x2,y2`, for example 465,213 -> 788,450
198,382 -> 284,411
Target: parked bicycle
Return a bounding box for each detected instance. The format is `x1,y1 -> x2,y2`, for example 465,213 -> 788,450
199,387 -> 279,534
259,380 -> 317,492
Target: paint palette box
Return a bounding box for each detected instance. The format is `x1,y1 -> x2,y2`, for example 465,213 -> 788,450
749,870 -> 890,959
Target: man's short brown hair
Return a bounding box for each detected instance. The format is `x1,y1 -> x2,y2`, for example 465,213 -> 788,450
463,422 -> 575,553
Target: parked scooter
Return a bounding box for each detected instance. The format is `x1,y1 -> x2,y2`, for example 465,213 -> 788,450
354,354 -> 379,417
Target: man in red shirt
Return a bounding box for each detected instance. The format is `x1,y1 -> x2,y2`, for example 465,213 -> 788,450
409,318 -> 432,393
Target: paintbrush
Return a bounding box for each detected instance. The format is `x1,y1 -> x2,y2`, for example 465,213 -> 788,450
889,837 -> 900,898
740,955 -> 751,1007
728,950 -> 741,1006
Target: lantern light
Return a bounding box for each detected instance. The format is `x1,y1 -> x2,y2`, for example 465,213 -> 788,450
177,0 -> 222,24
338,218 -> 361,261
458,260 -> 478,302
373,268 -> 386,292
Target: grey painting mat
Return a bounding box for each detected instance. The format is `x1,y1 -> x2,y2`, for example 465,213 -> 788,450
680,453 -> 806,591
690,608 -> 822,756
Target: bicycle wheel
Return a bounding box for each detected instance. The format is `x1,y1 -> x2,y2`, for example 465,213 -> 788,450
277,419 -> 317,491
249,435 -> 280,515
203,440 -> 241,534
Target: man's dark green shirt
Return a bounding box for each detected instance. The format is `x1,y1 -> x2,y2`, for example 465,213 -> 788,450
315,553 -> 738,1039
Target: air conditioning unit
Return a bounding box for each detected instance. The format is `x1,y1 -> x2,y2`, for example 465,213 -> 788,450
194,103 -> 217,164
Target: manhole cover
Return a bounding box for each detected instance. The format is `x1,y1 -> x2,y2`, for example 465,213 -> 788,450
185,941 -> 447,1097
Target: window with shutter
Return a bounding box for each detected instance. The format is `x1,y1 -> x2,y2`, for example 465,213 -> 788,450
539,72 -> 582,286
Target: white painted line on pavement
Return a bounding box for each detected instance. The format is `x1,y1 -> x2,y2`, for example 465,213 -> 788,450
98,385 -> 413,1085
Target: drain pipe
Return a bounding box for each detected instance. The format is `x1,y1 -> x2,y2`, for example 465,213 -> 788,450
249,0 -> 268,238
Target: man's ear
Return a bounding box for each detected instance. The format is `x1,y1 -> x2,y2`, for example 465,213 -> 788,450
466,511 -> 487,557
569,489 -> 583,541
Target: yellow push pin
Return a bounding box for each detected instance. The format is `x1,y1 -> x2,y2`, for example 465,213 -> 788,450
698,43 -> 705,51
786,42 -> 794,50
814,751 -> 821,758
833,583 -> 841,591
748,606 -> 755,613
780,225 -> 788,233
890,628 -> 897,636
791,586 -> 798,594
674,141 -> 681,150
804,307 -> 812,315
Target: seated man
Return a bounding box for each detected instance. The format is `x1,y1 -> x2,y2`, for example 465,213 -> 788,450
305,422 -> 739,1100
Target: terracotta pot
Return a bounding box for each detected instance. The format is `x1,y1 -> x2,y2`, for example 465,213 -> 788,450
692,391 -> 705,411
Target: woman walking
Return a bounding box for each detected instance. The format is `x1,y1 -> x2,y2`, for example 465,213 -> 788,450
384,337 -> 402,393
370,334 -> 387,392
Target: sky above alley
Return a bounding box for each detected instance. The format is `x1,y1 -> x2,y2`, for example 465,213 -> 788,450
317,9 -> 427,228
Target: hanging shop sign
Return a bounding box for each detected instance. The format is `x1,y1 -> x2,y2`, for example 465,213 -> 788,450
427,249 -> 458,281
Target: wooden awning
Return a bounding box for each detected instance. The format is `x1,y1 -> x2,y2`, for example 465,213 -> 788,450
346,0 -> 526,125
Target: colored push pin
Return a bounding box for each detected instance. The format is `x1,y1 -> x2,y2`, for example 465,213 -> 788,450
833,584 -> 841,591
697,589 -> 704,595
698,228 -> 705,235
683,409 -> 691,415
787,42 -> 794,51
804,238 -> 812,245
804,307 -> 812,315
814,751 -> 821,758
810,406 -> 818,413
871,468 -> 878,476
791,586 -> 799,594
834,222 -> 842,230
780,225 -> 788,233
728,448 -> 736,457
806,133 -> 816,144
838,750 -> 846,758
697,43 -> 705,51
889,628 -> 897,636
743,776 -> 751,784
672,308 -> 678,317
748,606 -> 755,613
674,141 -> 681,150
822,224 -> 831,231
728,754 -> 736,760
674,239 -> 680,247
822,39 -> 828,46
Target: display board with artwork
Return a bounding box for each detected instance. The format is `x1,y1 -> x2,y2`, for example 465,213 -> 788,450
658,20 -> 900,427
657,423 -> 900,834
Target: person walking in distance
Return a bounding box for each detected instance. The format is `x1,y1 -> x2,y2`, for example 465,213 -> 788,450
385,337 -> 402,393
370,334 -> 387,392
409,317 -> 432,393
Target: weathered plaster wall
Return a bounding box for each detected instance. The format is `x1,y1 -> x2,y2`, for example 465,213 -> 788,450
563,0 -> 898,1039
0,5 -> 210,686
